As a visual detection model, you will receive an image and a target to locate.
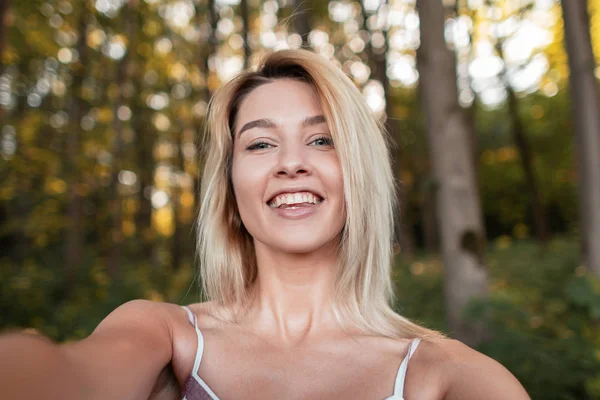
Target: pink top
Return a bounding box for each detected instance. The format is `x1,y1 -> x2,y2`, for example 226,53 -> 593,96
181,306 -> 421,400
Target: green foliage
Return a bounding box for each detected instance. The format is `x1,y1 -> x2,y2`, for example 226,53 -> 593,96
0,249 -> 197,342
395,238 -> 600,400
476,91 -> 578,237
566,274 -> 600,319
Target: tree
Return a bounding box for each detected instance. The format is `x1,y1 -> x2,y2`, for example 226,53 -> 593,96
240,0 -> 251,68
131,1 -> 155,264
561,0 -> 600,277
359,0 -> 415,258
416,0 -> 488,345
0,0 -> 10,75
206,0 -> 217,100
494,37 -> 550,244
193,0 -> 219,209
107,0 -> 137,277
477,1 -> 550,244
65,2 -> 90,278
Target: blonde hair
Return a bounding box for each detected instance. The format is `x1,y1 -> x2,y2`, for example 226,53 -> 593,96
197,49 -> 438,339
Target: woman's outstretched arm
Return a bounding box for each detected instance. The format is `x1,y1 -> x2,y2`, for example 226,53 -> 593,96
0,299 -> 174,400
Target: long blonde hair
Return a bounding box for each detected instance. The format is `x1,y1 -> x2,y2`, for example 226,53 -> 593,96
197,49 -> 438,339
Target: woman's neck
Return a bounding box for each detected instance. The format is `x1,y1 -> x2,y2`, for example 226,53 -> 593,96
243,240 -> 341,346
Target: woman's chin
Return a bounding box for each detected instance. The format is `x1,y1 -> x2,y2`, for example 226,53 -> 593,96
257,235 -> 339,256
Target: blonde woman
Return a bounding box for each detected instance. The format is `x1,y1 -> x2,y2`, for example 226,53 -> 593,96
0,49 -> 529,400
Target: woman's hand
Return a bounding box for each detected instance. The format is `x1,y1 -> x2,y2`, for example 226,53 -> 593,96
0,332 -> 88,399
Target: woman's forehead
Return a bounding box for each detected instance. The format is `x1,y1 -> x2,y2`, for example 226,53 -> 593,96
235,79 -> 323,129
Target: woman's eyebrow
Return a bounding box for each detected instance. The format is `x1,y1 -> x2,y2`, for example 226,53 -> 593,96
302,115 -> 327,127
237,115 -> 327,137
237,118 -> 276,137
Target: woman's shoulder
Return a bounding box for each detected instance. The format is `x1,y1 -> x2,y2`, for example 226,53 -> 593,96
414,337 -> 477,364
99,299 -> 225,344
118,300 -> 223,327
131,300 -> 227,384
179,300 -> 232,330
95,299 -> 180,334
416,337 -> 517,378
409,338 -> 530,400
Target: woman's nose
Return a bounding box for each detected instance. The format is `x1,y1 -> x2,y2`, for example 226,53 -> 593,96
275,144 -> 311,177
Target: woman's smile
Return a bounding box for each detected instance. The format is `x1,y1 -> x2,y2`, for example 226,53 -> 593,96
266,190 -> 324,219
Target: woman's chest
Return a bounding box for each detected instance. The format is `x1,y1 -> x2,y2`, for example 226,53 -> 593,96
181,362 -> 399,400
174,330 -> 410,400
171,324 -> 444,400
201,353 -> 397,399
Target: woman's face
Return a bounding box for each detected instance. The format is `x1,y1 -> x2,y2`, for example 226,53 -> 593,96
231,79 -> 345,254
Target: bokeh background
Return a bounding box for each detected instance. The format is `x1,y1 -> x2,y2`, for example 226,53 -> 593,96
1,0 -> 600,398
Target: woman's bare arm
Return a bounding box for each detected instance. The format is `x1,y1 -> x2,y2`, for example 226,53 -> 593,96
441,340 -> 531,400
0,299 -> 174,400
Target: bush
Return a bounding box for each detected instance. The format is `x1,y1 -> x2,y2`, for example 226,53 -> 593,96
394,237 -> 600,400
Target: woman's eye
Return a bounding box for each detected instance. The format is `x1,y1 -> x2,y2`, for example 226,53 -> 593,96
246,141 -> 273,150
310,136 -> 334,147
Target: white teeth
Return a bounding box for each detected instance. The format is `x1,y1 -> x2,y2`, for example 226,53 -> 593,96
269,191 -> 322,208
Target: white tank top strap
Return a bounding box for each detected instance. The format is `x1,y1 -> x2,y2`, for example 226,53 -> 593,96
182,305 -> 205,374
391,338 -> 421,398
183,305 -> 196,325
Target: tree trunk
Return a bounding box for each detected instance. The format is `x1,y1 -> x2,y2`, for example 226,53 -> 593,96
132,4 -> 154,262
506,85 -> 550,243
108,0 -> 135,278
133,95 -> 154,261
206,0 -> 217,102
561,0 -> 600,277
421,177 -> 439,251
0,0 -> 10,76
293,0 -> 311,48
65,5 -> 89,279
192,0 -> 218,208
240,0 -> 251,68
193,0 -> 217,102
494,41 -> 550,244
359,0 -> 415,258
416,0 -> 488,346
171,122 -> 187,272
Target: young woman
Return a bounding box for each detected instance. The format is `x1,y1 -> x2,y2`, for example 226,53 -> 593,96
0,49 -> 530,400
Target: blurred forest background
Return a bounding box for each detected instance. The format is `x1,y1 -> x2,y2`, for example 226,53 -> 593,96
1,0 -> 600,398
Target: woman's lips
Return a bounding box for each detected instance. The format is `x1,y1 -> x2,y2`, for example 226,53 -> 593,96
269,201 -> 322,220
